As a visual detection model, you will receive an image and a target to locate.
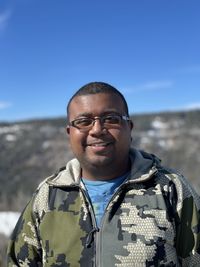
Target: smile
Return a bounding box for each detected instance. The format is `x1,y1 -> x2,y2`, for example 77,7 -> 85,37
87,142 -> 111,147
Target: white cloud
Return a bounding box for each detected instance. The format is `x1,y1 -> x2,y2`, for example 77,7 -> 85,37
0,101 -> 12,109
141,80 -> 173,90
167,102 -> 200,112
0,9 -> 12,32
184,102 -> 200,110
123,80 -> 173,94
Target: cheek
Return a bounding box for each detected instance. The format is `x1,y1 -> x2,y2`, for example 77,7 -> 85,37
113,129 -> 131,142
69,140 -> 83,157
68,131 -> 85,153
115,131 -> 132,150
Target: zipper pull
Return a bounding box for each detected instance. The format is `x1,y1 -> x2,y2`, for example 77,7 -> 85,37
86,227 -> 99,248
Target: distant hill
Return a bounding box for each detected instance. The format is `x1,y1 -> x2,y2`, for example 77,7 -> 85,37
0,109 -> 200,211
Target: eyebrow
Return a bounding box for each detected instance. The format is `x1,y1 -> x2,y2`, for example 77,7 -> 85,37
73,110 -> 122,119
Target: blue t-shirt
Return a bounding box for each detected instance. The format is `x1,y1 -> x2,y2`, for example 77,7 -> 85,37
82,173 -> 129,227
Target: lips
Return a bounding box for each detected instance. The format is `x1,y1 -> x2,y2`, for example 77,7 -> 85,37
86,141 -> 112,147
84,140 -> 114,154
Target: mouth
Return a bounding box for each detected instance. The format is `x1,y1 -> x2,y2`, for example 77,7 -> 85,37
85,141 -> 114,153
86,141 -> 112,147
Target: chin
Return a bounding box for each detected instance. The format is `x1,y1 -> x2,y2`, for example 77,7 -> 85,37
85,156 -> 115,168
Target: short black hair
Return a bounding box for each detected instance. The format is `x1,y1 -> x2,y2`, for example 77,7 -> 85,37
67,82 -> 129,120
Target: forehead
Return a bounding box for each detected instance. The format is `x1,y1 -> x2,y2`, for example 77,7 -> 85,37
68,93 -> 126,118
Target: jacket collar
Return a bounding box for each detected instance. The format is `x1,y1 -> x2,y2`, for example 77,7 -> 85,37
47,148 -> 161,187
128,148 -> 159,183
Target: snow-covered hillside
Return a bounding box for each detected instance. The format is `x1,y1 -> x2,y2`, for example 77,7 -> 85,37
0,212 -> 20,237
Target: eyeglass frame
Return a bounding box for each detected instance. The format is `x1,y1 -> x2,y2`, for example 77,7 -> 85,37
68,113 -> 130,131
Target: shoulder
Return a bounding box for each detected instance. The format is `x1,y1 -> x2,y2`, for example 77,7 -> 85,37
31,159 -> 82,217
156,166 -> 200,212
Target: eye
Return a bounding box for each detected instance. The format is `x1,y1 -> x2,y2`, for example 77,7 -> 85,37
103,115 -> 121,124
74,118 -> 92,127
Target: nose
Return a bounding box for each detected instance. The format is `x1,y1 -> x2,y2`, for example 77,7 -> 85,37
89,118 -> 106,136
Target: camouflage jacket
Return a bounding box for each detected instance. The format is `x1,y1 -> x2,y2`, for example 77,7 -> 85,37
7,149 -> 200,266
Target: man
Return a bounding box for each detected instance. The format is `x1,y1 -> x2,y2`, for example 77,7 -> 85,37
7,82 -> 200,266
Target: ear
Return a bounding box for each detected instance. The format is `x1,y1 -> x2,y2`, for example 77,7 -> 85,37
66,125 -> 70,135
129,120 -> 134,130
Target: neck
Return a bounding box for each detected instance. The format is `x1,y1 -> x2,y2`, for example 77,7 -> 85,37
81,159 -> 131,181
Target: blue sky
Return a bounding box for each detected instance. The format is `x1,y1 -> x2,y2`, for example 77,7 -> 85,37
0,0 -> 200,122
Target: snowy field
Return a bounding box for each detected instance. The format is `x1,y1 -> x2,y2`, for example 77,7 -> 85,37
0,212 -> 20,237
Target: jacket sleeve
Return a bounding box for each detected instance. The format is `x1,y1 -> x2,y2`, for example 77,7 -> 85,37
7,198 -> 42,266
174,174 -> 200,266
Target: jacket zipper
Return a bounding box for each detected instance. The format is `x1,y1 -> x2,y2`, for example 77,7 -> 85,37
78,185 -> 100,267
95,183 -> 127,267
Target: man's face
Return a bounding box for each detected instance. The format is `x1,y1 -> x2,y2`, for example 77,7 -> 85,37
67,93 -> 133,179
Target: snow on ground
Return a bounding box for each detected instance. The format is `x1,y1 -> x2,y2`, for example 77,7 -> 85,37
0,212 -> 20,237
151,117 -> 169,129
0,125 -> 21,134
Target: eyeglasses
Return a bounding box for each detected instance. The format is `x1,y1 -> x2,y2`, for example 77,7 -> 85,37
69,114 -> 130,131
